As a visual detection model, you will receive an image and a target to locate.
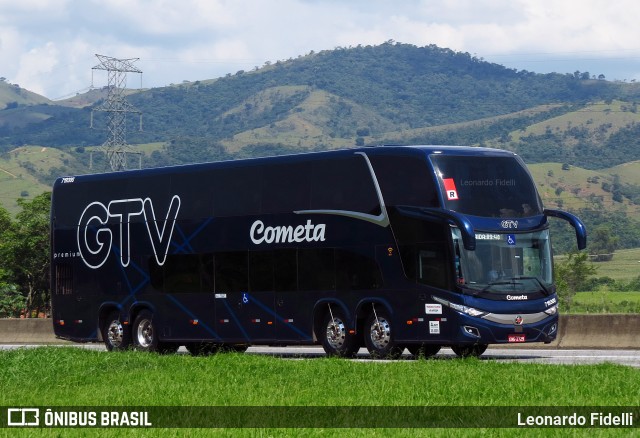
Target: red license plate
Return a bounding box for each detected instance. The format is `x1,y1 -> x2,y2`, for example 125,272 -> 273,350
508,334 -> 526,343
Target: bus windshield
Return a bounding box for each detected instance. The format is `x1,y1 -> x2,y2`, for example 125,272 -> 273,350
431,155 -> 543,218
452,228 -> 553,296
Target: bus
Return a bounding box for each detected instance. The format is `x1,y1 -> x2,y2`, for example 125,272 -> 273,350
50,145 -> 586,358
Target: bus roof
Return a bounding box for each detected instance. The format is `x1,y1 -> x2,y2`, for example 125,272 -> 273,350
53,145 -> 518,187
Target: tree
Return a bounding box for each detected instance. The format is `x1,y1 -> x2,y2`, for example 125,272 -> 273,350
0,206 -> 24,317
0,273 -> 25,318
554,251 -> 597,311
4,192 -> 52,317
0,204 -> 13,272
589,226 -> 618,261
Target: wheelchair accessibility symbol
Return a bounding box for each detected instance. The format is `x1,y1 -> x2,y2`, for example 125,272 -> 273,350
507,234 -> 516,246
242,293 -> 249,304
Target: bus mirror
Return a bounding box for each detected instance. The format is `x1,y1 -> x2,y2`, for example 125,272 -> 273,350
544,209 -> 587,250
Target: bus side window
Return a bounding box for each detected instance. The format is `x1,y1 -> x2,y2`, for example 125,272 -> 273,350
335,249 -> 383,290
261,163 -> 311,214
417,245 -> 448,289
249,251 -> 274,292
212,167 -> 262,217
150,254 -> 213,293
369,155 -> 438,208
399,242 -> 450,289
273,249 -> 297,292
298,248 -> 335,291
215,252 -> 248,293
310,157 -> 381,215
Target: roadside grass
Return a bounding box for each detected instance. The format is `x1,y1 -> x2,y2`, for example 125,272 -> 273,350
572,290 -> 640,313
0,348 -> 638,437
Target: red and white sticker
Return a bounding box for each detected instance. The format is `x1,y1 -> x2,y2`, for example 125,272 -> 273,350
508,334 -> 526,343
443,178 -> 459,200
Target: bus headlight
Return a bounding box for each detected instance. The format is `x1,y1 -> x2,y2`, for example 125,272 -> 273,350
544,305 -> 558,316
433,296 -> 487,317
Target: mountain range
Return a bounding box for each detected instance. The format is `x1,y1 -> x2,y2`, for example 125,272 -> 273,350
1,42 -> 639,249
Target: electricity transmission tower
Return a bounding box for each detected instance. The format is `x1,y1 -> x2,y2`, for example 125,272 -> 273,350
90,54 -> 143,171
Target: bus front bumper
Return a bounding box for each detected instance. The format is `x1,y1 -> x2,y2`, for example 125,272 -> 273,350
453,312 -> 558,345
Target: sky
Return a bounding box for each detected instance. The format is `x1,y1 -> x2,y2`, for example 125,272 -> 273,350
3,0 -> 640,100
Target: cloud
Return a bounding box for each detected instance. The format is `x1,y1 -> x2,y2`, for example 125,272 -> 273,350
2,0 -> 640,98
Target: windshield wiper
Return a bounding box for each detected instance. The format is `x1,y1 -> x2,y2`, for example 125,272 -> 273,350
481,280 -> 523,293
513,276 -> 551,296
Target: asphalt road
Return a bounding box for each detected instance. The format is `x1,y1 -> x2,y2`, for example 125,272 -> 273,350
2,344 -> 640,367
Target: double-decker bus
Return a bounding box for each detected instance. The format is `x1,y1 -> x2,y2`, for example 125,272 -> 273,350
50,146 -> 586,358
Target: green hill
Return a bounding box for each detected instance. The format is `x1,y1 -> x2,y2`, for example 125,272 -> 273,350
0,146 -> 68,214
529,163 -> 640,215
2,43 -> 637,157
0,79 -> 50,110
2,42 -> 640,250
606,161 -> 640,185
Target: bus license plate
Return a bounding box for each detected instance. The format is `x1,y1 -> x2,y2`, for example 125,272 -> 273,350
508,334 -> 526,343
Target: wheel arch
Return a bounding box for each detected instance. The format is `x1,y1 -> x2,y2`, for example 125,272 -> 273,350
97,302 -> 123,342
312,299 -> 352,343
355,298 -> 394,323
127,301 -> 156,326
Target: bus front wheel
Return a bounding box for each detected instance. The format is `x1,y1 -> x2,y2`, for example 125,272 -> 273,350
451,344 -> 488,358
407,344 -> 441,358
320,309 -> 360,357
364,307 -> 403,359
102,311 -> 131,351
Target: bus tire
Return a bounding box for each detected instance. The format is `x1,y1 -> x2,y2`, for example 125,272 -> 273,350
320,309 -> 360,358
157,343 -> 180,354
102,311 -> 131,351
185,342 -> 220,356
451,344 -> 488,358
364,307 -> 402,359
223,344 -> 249,353
132,310 -> 161,352
407,344 -> 441,358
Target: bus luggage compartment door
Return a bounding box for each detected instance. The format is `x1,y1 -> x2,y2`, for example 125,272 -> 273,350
215,291 -> 275,343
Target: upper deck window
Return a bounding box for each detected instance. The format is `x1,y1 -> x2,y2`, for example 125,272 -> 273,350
369,155 -> 439,208
431,155 -> 542,218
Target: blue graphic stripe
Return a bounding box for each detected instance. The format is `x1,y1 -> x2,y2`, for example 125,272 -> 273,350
243,293 -> 312,341
165,294 -> 220,340
172,218 -> 214,254
221,299 -> 251,341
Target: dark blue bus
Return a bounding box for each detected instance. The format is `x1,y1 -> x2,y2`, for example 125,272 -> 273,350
50,146 -> 586,358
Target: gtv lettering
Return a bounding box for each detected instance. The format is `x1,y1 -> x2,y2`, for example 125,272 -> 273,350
77,196 -> 181,269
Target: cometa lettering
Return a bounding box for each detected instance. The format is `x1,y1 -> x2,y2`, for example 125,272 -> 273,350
506,295 -> 528,301
250,219 -> 326,244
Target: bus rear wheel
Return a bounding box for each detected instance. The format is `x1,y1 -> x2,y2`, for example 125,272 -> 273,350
320,309 -> 360,358
451,344 -> 488,358
102,311 -> 131,351
364,307 -> 403,359
407,344 -> 441,358
221,344 -> 249,353
132,310 -> 178,353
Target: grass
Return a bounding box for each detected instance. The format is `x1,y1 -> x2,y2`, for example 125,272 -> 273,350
572,290 -> 640,313
589,248 -> 640,282
0,348 -> 639,436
